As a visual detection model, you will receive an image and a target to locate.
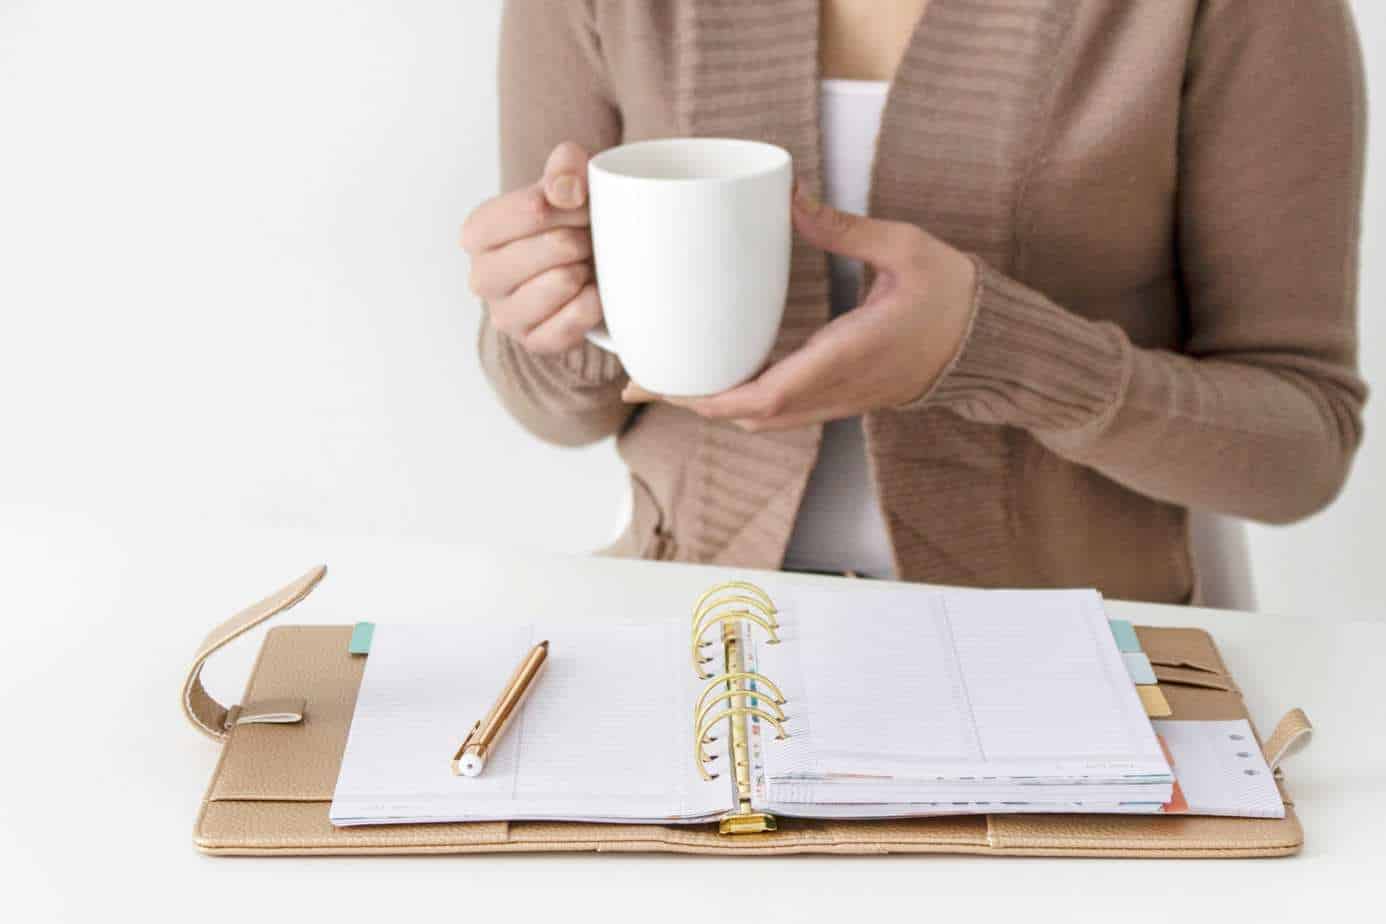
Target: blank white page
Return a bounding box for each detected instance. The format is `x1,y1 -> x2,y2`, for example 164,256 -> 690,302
330,621 -> 729,825
753,583 -> 1169,785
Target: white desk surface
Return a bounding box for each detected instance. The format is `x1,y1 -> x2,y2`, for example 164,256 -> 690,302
2,507 -> 1382,924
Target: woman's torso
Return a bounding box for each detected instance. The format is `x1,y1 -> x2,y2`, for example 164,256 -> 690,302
604,0 -> 1196,602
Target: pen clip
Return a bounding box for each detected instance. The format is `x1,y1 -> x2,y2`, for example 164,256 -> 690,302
454,720 -> 482,761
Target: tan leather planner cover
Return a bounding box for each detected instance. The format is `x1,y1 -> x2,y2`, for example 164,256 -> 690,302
187,567 -> 1306,857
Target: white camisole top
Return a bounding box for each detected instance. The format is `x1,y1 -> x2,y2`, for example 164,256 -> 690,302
782,79 -> 897,579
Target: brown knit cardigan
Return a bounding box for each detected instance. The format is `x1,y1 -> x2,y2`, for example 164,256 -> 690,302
478,0 -> 1367,604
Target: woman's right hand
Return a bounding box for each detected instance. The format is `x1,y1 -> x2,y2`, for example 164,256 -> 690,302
461,142 -> 603,355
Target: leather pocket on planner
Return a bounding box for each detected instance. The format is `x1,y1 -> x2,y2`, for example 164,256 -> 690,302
1153,664 -> 1236,692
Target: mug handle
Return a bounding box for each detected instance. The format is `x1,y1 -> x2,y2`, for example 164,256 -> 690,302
585,322 -> 618,353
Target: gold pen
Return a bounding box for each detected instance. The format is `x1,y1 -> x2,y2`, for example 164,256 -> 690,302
451,639 -> 549,777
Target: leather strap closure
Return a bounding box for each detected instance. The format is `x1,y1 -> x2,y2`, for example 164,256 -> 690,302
182,565 -> 328,741
1262,708 -> 1313,771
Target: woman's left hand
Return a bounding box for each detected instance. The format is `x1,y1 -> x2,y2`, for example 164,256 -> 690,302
622,187 -> 978,431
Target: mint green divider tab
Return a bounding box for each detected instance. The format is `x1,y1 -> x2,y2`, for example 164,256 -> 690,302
1108,619 -> 1140,653
349,622 -> 375,655
1122,651 -> 1157,685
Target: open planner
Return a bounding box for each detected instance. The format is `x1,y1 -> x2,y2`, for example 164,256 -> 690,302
186,565 -> 1310,856
330,580 -> 1183,831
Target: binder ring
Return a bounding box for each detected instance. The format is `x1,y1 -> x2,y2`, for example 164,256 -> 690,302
695,706 -> 788,781
691,581 -> 777,625
692,594 -> 779,644
696,689 -> 787,730
690,609 -> 781,677
687,580 -> 786,832
694,671 -> 787,717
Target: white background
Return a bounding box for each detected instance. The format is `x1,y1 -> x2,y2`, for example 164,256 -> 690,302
1,0 -> 1381,620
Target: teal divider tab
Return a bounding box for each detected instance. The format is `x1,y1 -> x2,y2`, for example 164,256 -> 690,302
349,621 -> 375,655
1108,619 -> 1141,653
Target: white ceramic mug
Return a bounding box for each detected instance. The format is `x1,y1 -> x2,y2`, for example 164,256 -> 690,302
586,138 -> 792,396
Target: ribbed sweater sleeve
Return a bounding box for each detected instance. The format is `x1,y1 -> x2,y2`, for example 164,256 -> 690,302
912,0 -> 1368,525
476,0 -> 630,447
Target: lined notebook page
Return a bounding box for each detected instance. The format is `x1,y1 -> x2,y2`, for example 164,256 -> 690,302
947,590 -> 1153,762
753,584 -> 1168,786
330,622 -> 729,826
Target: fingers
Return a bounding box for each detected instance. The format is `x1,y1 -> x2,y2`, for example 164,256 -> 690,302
466,141 -> 599,353
732,402 -> 862,432
460,141 -> 592,254
487,263 -> 593,341
620,379 -> 787,419
521,284 -> 603,354
630,370 -> 862,431
621,383 -> 659,403
468,226 -> 592,299
662,376 -> 786,422
670,315 -> 860,420
621,308 -> 888,430
461,184 -> 590,254
542,141 -> 591,210
792,185 -> 923,270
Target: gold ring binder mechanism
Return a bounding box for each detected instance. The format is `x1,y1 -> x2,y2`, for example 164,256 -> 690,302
691,580 -> 787,835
